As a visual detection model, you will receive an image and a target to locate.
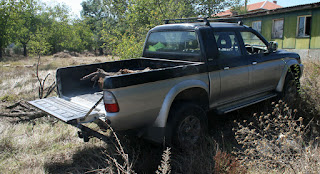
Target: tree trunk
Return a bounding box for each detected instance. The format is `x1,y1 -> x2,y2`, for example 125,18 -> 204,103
99,47 -> 104,56
0,47 -> 2,60
23,44 -> 27,57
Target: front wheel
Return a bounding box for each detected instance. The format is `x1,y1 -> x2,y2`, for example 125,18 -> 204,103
281,73 -> 300,105
166,102 -> 208,149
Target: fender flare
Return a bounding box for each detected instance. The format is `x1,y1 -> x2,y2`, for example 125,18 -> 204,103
152,79 -> 209,128
276,59 -> 302,92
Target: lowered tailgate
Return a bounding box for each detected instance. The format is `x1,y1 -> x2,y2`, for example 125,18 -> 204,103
28,93 -> 105,124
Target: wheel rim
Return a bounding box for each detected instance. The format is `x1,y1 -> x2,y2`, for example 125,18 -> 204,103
177,115 -> 201,146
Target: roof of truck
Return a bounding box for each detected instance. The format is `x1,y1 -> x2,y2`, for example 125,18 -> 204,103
150,22 -> 247,31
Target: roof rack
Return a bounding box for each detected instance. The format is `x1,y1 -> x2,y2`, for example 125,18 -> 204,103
164,17 -> 210,26
164,17 -> 243,26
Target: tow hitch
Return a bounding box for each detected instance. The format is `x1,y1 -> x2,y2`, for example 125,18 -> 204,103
76,121 -> 111,143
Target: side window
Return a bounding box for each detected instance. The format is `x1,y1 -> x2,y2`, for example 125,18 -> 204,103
240,31 -> 268,55
214,31 -> 241,59
145,31 -> 200,53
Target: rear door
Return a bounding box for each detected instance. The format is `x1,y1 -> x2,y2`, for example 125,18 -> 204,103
211,30 -> 250,105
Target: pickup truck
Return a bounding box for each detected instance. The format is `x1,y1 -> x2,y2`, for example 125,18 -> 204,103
29,19 -> 303,148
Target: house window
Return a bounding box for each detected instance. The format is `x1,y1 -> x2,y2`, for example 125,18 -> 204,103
272,19 -> 284,39
252,21 -> 262,33
297,16 -> 312,37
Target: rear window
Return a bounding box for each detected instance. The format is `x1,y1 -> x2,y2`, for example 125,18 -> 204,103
145,31 -> 200,54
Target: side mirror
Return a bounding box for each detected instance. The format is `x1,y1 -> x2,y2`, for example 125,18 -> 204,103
268,41 -> 278,52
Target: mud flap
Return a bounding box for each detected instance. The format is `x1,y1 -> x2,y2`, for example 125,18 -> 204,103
28,97 -> 101,124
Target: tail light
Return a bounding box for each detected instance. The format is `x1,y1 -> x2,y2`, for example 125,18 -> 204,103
103,91 -> 119,113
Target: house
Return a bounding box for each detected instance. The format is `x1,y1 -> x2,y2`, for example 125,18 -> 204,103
215,1 -> 282,17
215,1 -> 320,58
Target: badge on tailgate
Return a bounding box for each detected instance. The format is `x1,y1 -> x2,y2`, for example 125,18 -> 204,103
28,97 -> 100,123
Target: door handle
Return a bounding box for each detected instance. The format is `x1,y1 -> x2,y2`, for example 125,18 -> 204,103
252,61 -> 257,65
224,67 -> 230,70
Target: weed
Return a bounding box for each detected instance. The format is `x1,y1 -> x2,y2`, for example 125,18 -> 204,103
214,151 -> 246,174
233,101 -> 320,173
0,94 -> 18,102
299,60 -> 320,116
156,147 -> 171,174
0,136 -> 14,152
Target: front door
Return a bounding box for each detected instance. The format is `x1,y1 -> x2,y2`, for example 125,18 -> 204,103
239,31 -> 282,95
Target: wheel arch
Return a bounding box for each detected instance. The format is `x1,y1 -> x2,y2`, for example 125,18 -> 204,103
276,59 -> 302,93
152,80 -> 209,128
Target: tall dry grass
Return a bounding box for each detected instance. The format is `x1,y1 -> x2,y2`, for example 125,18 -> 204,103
233,101 -> 320,173
0,55 -> 116,173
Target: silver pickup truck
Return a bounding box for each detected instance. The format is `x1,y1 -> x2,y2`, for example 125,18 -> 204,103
29,19 -> 303,147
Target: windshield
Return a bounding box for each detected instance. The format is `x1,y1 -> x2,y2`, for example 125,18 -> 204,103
145,31 -> 200,54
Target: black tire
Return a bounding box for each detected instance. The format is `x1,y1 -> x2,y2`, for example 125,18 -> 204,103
281,72 -> 299,105
166,102 -> 208,149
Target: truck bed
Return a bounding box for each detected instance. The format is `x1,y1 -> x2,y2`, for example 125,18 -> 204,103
30,58 -> 202,124
57,57 -> 197,97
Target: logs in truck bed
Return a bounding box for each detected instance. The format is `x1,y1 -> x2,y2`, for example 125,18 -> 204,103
80,67 -> 151,89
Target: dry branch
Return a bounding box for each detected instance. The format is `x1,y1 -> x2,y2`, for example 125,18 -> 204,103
81,67 -> 151,81
81,67 -> 151,89
2,100 -> 46,121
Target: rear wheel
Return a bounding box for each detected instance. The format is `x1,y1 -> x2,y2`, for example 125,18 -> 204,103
167,102 -> 207,149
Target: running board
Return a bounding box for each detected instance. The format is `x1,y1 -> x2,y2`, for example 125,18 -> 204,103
216,93 -> 277,114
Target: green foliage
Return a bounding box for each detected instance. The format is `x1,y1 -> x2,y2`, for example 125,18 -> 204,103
28,29 -> 51,56
197,0 -> 237,17
113,33 -> 144,60
0,0 -> 236,59
0,94 -> 18,102
230,0 -> 247,15
0,0 -> 18,59
81,0 -> 113,55
13,0 -> 40,57
101,0 -> 197,59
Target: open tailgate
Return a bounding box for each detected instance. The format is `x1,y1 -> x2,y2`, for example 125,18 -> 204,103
28,97 -> 102,124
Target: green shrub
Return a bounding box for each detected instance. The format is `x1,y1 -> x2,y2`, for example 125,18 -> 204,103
113,33 -> 144,60
0,94 -> 18,102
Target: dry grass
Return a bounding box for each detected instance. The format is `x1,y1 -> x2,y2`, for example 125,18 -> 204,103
233,101 -> 319,173
299,59 -> 320,117
0,56 -> 115,100
0,56 -> 319,173
0,55 -> 116,173
0,118 -> 86,173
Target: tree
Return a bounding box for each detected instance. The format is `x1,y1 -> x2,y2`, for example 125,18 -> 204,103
196,0 -> 235,17
0,0 -> 17,59
14,0 -> 40,57
62,19 -> 94,53
29,28 -> 54,99
81,0 -> 110,55
44,3 -> 72,54
100,0 -> 197,59
230,0 -> 247,15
